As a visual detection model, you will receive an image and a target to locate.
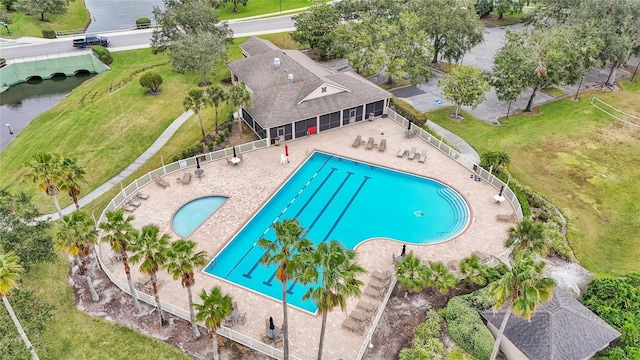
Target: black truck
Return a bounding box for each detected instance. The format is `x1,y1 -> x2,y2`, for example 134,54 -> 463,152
72,35 -> 110,49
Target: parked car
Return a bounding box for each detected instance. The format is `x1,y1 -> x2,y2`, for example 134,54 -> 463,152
72,35 -> 110,49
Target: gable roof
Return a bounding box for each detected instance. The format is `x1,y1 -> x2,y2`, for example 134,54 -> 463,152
227,37 -> 391,129
482,291 -> 620,360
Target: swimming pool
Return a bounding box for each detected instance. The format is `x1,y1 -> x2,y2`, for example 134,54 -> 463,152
172,196 -> 228,238
204,152 -> 469,312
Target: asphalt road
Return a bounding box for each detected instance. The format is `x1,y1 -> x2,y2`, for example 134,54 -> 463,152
0,15 -> 295,59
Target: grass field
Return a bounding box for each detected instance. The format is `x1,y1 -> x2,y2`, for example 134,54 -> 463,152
2,0 -> 90,39
20,255 -> 191,360
428,81 -> 640,275
218,0 -> 311,20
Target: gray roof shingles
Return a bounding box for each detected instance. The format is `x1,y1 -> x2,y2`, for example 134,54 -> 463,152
482,291 -> 620,360
227,37 -> 391,129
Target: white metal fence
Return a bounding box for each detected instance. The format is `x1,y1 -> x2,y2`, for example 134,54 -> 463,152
385,107 -> 524,221
94,138 -> 300,360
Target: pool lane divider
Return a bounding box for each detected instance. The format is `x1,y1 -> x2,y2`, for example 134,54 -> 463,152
238,156 -> 335,281
293,168 -> 337,219
302,172 -> 353,238
322,175 -> 370,242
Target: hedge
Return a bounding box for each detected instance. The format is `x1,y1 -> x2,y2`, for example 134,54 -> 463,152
92,45 -> 113,65
390,97 -> 429,127
41,26 -> 56,39
136,17 -> 151,29
446,296 -> 494,360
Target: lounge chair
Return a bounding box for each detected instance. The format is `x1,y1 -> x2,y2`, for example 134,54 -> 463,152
349,309 -> 372,325
261,334 -> 273,344
342,318 -> 365,335
407,147 -> 417,160
369,278 -> 388,291
128,198 -> 141,207
418,149 -> 427,163
154,175 -> 170,188
236,312 -> 246,325
226,157 -> 234,166
136,192 -> 149,200
371,270 -> 391,284
365,137 -> 374,150
378,139 -> 386,152
182,172 -> 191,185
357,300 -> 378,314
397,147 -> 409,158
496,213 -> 516,222
122,204 -> 136,212
363,284 -> 384,300
352,135 -> 362,148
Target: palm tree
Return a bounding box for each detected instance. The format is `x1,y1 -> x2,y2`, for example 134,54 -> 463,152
59,156 -> 87,211
194,287 -> 233,360
206,85 -> 227,135
395,254 -> 428,293
54,211 -> 99,302
0,251 -> 40,360
480,150 -> 510,174
184,88 -> 208,144
425,261 -> 459,293
226,83 -> 252,134
166,239 -> 208,340
23,152 -> 65,218
99,209 -> 141,313
507,218 -> 547,254
459,255 -> 491,286
487,252 -> 556,360
128,224 -> 171,326
297,240 -> 365,360
257,219 -> 313,359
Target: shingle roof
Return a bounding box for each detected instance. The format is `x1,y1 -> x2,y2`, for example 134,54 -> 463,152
228,37 -> 391,129
481,290 -> 620,360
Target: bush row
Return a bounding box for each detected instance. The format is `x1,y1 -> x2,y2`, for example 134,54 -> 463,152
390,97 -> 429,127
92,46 -> 113,65
445,289 -> 495,360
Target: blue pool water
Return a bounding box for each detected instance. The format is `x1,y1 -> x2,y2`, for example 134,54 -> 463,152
172,196 -> 228,238
203,152 -> 469,312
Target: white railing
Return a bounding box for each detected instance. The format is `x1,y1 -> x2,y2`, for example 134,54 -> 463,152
356,277 -> 398,360
6,50 -> 93,63
95,137 -> 302,360
385,107 -> 524,221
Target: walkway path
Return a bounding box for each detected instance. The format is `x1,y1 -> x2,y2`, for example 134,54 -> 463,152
426,120 -> 480,164
44,110 -> 193,221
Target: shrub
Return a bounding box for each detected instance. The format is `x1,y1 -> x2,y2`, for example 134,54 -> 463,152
475,0 -> 493,18
400,347 -> 438,360
446,297 -> 494,360
139,71 -> 163,93
135,17 -> 151,29
206,140 -> 214,152
400,310 -> 445,360
390,97 -> 429,127
92,45 -> 113,65
41,25 -> 56,39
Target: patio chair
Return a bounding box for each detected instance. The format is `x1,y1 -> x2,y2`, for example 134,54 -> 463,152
407,147 -> 417,160
182,172 -> 191,185
371,270 -> 391,284
357,300 -> 378,314
378,138 -> 386,152
496,213 -> 516,222
342,318 -> 365,335
273,336 -> 283,348
122,204 -> 136,212
136,192 -> 149,200
364,284 -> 384,300
352,134 -> 362,148
154,175 -> 170,188
128,198 -> 141,207
365,137 -> 374,150
397,147 -> 409,158
261,335 -> 273,344
226,158 -> 234,166
418,149 -> 427,163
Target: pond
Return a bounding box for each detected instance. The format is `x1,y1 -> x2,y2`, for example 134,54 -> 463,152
85,0 -> 164,32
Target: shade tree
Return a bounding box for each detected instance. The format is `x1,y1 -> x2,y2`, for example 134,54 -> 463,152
409,0 -> 484,64
494,0 -> 525,20
169,30 -> 229,86
222,0 -> 247,13
438,65 -> 490,119
335,11 -> 433,85
292,0 -> 341,60
15,0 -> 68,21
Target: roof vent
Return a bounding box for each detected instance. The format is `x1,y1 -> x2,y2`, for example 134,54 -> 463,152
273,58 -> 281,69
288,74 -> 294,84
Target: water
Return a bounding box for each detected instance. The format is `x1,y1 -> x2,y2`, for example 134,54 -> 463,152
85,0 -> 164,33
0,75 -> 94,152
172,196 -> 228,238
204,152 -> 470,312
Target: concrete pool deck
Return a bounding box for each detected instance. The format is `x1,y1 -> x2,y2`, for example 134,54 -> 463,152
99,117 -> 515,360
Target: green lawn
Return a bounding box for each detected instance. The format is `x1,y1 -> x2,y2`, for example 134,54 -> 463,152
217,0 -> 311,20
428,81 -> 640,275
21,255 -> 191,360
2,0 -> 89,39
